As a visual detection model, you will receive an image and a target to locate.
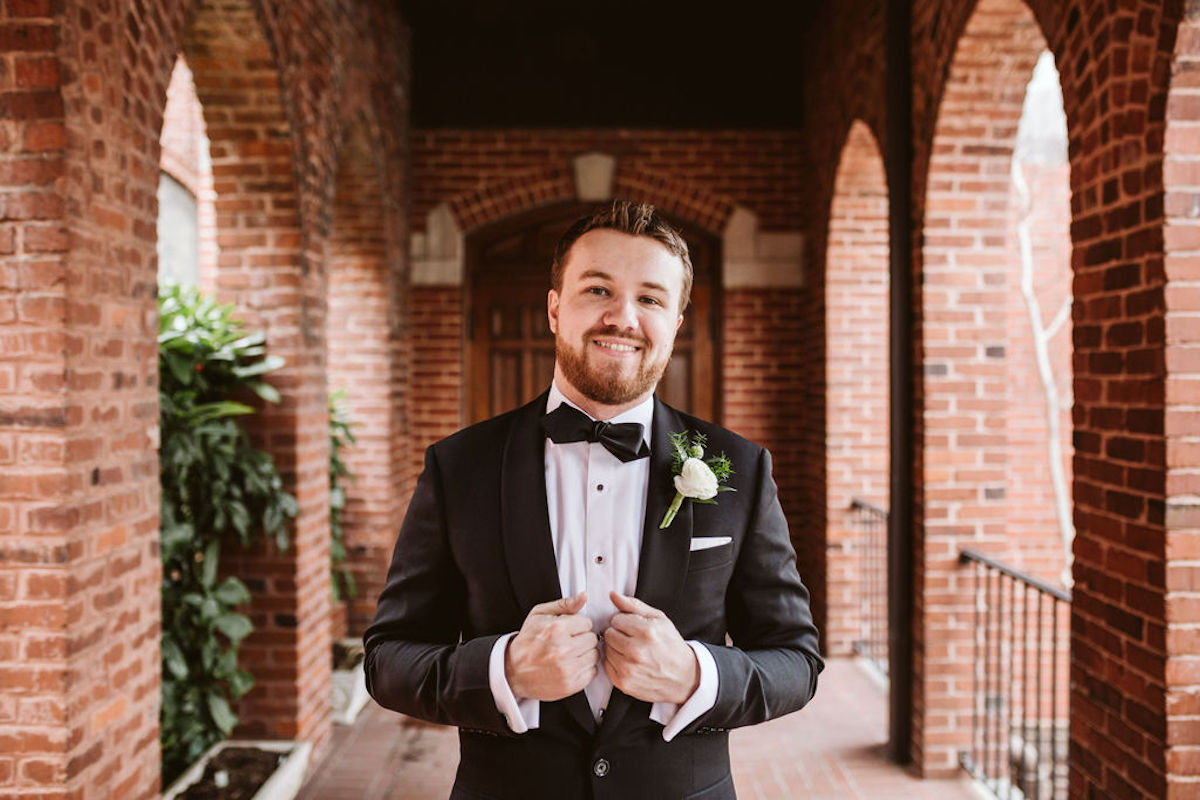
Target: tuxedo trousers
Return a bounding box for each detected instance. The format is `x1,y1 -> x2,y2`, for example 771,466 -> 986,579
448,714 -> 736,800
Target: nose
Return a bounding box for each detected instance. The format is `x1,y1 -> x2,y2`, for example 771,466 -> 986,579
602,293 -> 639,331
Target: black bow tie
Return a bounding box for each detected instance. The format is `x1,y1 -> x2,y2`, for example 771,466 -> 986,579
541,403 -> 650,463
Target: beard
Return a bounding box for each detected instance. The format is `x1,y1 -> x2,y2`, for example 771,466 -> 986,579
555,325 -> 672,407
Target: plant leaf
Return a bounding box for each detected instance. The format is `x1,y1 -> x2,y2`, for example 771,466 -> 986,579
206,691 -> 238,735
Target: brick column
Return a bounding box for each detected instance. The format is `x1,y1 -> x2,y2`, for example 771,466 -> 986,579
1160,9 -> 1200,798
328,120 -> 406,636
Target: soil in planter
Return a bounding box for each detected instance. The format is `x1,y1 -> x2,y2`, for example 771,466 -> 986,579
178,746 -> 286,800
333,639 -> 364,671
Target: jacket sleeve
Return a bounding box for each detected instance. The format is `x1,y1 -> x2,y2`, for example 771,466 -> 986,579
690,447 -> 824,732
362,445 -> 513,735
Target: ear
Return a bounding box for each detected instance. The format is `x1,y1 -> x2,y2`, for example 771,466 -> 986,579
547,288 -> 560,335
675,313 -> 684,332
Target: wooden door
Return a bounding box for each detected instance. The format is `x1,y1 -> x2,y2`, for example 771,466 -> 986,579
467,207 -> 719,424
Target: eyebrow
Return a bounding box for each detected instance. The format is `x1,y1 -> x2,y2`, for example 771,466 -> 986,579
578,269 -> 670,295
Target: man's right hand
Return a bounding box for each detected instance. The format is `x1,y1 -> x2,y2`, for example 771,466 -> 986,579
505,592 -> 598,701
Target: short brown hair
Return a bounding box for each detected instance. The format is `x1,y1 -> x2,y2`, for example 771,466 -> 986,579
551,200 -> 693,312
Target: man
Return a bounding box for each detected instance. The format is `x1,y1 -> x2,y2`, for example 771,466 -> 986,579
364,201 -> 822,800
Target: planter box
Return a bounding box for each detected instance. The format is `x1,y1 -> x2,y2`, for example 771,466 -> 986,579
163,739 -> 312,800
332,638 -> 370,725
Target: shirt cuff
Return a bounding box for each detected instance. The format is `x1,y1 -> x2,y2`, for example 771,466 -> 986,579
488,632 -> 540,733
649,640 -> 718,742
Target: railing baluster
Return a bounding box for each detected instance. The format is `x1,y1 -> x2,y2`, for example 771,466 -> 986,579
1050,598 -> 1060,798
1034,588 -> 1044,800
958,548 -> 1070,799
988,568 -> 998,796
850,498 -> 889,677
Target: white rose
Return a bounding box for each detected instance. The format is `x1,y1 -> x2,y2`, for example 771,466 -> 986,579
674,457 -> 719,500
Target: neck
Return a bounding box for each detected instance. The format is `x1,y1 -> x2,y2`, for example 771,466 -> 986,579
553,370 -> 652,421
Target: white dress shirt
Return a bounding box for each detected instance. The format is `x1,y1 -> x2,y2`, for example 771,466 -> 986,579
487,383 -> 718,741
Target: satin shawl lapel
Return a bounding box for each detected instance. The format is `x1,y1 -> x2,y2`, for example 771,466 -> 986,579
499,392 -> 596,735
599,397 -> 693,740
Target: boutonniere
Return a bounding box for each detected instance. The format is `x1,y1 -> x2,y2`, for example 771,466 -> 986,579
659,430 -> 735,529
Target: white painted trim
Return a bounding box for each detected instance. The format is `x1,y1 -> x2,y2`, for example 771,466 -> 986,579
721,205 -> 805,288
410,202 -> 464,285
572,152 -> 617,202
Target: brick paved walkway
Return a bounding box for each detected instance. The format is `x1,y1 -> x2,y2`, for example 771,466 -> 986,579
297,658 -> 981,799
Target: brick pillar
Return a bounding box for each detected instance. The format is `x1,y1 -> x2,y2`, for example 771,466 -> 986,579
917,0 -> 1044,775
1159,9 -> 1200,798
0,0 -> 190,795
825,120 -> 890,657
184,0 -> 331,746
328,120 -> 406,636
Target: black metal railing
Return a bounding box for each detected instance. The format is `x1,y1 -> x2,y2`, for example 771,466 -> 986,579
850,498 -> 888,676
959,548 -> 1071,800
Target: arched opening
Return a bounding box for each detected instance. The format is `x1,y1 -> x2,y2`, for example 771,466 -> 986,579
163,0 -> 326,753
824,120 -> 891,670
158,56 -> 216,293
464,201 -> 722,424
920,0 -> 1072,785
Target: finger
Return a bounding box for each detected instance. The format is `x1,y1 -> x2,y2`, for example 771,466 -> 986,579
568,644 -> 600,669
602,655 -> 622,686
531,591 -> 587,617
556,614 -> 594,636
610,591 -> 663,618
561,631 -> 599,657
607,612 -> 648,636
602,628 -> 634,657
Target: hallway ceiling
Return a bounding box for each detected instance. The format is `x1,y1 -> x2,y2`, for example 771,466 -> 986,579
398,0 -> 817,128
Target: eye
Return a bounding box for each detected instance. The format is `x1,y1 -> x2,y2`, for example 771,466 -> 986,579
587,286 -> 609,296
639,295 -> 663,306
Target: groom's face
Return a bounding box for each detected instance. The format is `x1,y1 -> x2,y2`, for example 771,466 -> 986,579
548,229 -> 685,412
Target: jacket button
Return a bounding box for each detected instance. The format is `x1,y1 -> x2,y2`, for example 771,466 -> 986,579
593,757 -> 610,777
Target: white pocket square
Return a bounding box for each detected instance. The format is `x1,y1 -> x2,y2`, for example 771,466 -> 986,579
689,536 -> 732,551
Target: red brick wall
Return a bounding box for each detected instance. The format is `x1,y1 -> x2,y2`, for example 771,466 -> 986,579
721,289 -> 818,613
328,119 -> 408,636
409,286 -> 464,482
825,120 -> 890,657
0,2 -> 410,798
411,130 -> 807,233
1164,10 -> 1200,799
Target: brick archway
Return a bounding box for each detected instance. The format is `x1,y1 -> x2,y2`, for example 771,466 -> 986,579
825,120 -> 890,660
918,0 -> 1058,776
446,162 -> 732,240
177,0 -> 334,750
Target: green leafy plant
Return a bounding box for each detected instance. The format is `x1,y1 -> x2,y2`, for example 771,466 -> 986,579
158,285 -> 298,784
329,388 -> 358,602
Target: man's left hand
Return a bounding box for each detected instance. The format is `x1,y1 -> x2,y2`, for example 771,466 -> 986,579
603,591 -> 699,705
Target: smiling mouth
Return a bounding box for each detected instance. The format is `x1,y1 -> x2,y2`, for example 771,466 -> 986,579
593,339 -> 641,353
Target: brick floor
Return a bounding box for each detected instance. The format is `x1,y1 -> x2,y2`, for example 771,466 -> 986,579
297,658 -> 981,799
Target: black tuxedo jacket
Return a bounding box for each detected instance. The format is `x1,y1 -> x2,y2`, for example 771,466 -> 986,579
364,393 -> 822,800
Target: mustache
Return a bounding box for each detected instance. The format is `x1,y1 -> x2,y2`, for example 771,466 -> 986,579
583,325 -> 648,347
